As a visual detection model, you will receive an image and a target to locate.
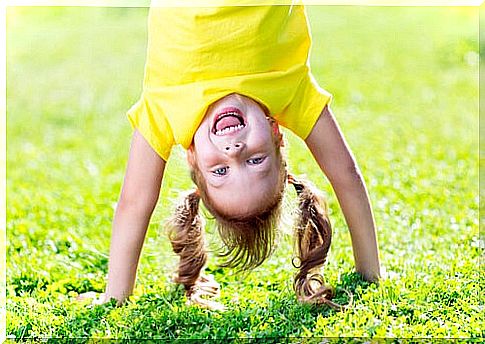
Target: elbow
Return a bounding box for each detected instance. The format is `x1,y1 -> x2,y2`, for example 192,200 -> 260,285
327,160 -> 364,190
116,189 -> 160,219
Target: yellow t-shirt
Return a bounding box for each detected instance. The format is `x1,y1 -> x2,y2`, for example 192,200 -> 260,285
127,5 -> 332,161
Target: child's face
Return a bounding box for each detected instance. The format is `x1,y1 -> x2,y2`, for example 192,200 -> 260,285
189,94 -> 282,217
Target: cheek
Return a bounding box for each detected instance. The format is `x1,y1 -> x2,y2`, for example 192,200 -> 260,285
192,129 -> 211,161
192,143 -> 221,170
255,136 -> 278,158
249,126 -> 273,147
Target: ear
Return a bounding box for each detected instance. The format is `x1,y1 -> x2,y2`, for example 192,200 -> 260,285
187,144 -> 196,168
271,121 -> 284,147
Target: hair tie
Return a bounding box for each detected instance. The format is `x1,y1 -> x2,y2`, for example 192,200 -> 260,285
288,174 -> 304,195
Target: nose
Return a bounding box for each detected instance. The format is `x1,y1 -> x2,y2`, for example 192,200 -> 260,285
223,142 -> 245,157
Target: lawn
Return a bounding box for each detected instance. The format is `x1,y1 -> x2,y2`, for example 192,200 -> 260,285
6,5 -> 482,339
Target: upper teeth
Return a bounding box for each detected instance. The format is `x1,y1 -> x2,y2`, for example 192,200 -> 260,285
215,124 -> 245,136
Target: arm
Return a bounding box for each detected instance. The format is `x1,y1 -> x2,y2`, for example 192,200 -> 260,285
104,129 -> 166,303
305,105 -> 380,282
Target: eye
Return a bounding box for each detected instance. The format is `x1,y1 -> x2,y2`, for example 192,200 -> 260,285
212,166 -> 228,176
247,157 -> 265,165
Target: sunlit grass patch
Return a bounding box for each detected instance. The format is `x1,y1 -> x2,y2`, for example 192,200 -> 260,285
6,5 -> 481,340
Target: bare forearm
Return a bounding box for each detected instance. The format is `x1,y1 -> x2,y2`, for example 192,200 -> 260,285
104,130 -> 165,303
105,202 -> 154,302
329,170 -> 380,281
305,105 -> 380,282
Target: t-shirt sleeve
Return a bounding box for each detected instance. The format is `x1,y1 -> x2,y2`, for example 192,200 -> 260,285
126,93 -> 174,161
276,72 -> 332,140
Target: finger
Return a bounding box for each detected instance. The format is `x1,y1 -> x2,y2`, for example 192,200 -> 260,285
190,286 -> 220,298
93,293 -> 107,305
76,291 -> 98,301
196,286 -> 220,297
196,281 -> 220,291
196,278 -> 220,290
76,292 -> 107,305
198,274 -> 219,285
187,294 -> 226,311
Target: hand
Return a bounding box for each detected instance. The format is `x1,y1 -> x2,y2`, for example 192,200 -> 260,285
76,291 -> 109,305
186,274 -> 225,311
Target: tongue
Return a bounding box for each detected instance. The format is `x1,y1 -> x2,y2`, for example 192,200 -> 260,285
215,115 -> 241,131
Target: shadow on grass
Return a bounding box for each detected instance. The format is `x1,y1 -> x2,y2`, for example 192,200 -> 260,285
331,271 -> 374,308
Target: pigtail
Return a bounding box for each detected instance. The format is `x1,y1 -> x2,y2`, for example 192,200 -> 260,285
288,174 -> 343,311
168,190 -> 207,292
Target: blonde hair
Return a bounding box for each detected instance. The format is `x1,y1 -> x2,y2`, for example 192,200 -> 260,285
168,120 -> 340,308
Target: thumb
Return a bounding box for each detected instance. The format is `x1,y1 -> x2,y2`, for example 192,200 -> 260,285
76,291 -> 107,305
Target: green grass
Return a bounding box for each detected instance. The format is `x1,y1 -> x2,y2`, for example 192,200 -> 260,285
6,5 -> 482,339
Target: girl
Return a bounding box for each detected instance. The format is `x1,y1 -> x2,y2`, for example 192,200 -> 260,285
85,4 -> 380,308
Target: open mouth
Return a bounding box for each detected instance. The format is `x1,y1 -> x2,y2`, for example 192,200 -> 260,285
212,107 -> 246,136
